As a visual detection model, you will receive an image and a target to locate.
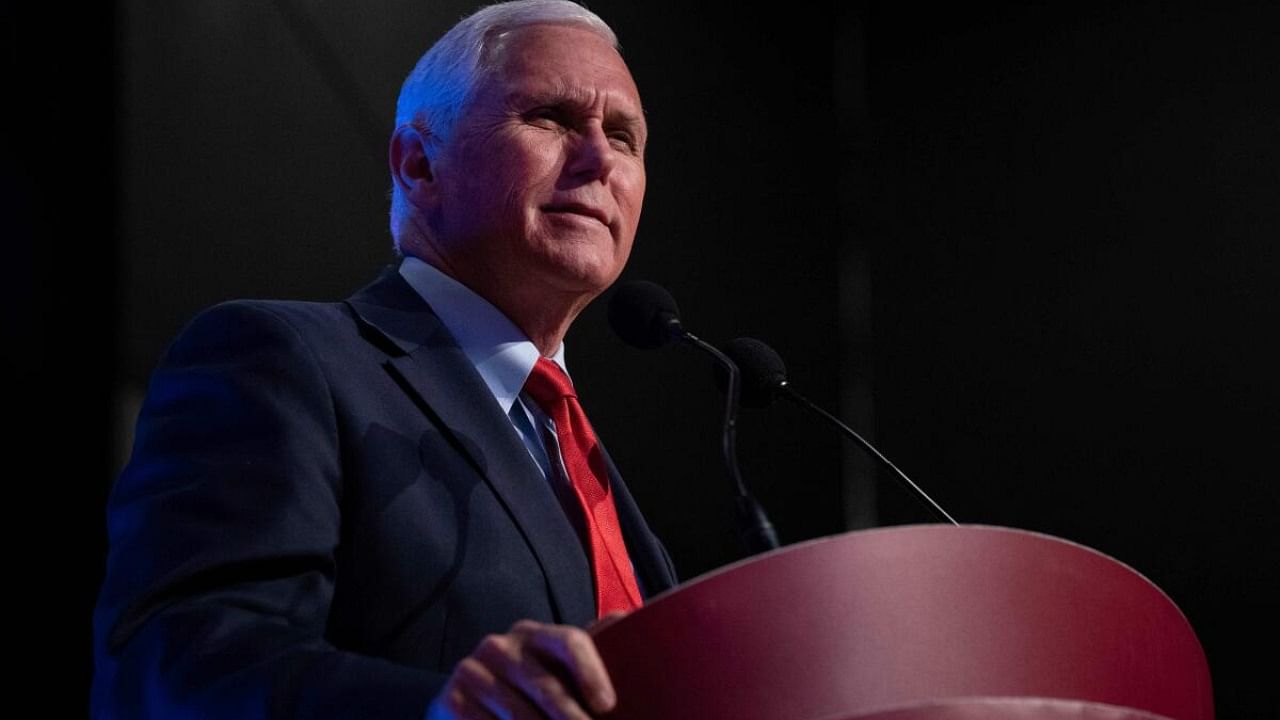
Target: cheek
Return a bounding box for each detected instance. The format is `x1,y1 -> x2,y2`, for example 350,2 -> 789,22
618,170 -> 647,224
459,132 -> 555,198
499,148 -> 563,206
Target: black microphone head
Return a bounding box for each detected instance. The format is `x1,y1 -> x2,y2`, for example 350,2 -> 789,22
608,280 -> 683,349
722,337 -> 788,408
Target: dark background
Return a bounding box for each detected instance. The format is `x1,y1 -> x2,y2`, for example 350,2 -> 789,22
10,1 -> 1277,717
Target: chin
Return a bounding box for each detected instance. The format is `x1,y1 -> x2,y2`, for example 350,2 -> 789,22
539,257 -> 624,299
532,244 -> 628,294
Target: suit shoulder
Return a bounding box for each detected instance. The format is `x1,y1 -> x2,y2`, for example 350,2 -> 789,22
197,297 -> 354,331
167,298 -> 355,358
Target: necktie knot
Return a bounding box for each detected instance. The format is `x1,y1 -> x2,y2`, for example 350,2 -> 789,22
524,357 -> 576,410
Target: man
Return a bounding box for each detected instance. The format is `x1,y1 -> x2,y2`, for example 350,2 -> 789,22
92,2 -> 676,718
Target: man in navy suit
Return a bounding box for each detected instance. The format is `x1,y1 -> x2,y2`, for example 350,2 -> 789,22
92,2 -> 675,718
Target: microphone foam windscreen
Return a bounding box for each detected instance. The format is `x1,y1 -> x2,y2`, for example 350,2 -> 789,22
608,280 -> 681,349
722,337 -> 788,408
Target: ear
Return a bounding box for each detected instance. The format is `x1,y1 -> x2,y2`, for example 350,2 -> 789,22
389,122 -> 437,211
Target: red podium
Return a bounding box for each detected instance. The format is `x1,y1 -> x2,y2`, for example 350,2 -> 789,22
593,525 -> 1212,720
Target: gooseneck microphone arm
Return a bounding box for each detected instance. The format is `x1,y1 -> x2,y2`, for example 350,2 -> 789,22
677,330 -> 745,496
675,329 -> 780,554
608,282 -> 779,554
776,382 -> 958,526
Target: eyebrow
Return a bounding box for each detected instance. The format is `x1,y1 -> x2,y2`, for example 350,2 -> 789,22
508,88 -> 647,131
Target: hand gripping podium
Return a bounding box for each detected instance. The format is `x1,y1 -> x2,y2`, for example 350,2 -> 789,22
592,525 -> 1212,720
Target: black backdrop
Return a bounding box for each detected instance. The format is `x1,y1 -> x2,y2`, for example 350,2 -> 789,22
11,2 -> 1276,717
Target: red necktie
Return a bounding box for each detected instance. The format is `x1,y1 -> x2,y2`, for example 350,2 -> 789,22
523,357 -> 643,618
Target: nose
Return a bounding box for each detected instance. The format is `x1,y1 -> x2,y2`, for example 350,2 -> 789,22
566,121 -> 616,183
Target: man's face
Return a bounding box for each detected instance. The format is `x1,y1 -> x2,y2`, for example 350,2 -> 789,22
427,22 -> 647,302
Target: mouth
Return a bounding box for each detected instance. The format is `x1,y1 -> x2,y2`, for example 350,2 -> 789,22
542,203 -> 611,227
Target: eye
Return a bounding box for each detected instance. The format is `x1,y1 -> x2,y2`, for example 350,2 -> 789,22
525,106 -> 569,130
607,129 -> 640,153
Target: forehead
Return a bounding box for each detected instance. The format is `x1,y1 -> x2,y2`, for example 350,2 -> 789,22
483,23 -> 644,116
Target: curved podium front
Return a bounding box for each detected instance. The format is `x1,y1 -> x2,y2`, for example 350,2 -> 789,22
592,525 -> 1211,720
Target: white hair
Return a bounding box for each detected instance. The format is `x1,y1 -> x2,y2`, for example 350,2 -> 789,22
389,0 -> 619,250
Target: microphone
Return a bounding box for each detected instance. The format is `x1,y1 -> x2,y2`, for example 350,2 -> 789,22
606,280 -> 684,349
722,337 -> 959,526
608,282 -> 780,554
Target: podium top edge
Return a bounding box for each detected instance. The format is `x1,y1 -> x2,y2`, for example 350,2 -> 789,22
631,524 -> 1193,634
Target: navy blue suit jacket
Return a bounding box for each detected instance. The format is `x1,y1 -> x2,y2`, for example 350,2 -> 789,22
92,267 -> 677,718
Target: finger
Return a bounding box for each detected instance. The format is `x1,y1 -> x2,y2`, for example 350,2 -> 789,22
452,654 -> 542,720
513,620 -> 617,714
473,630 -> 593,720
428,680 -> 500,720
504,660 -> 594,720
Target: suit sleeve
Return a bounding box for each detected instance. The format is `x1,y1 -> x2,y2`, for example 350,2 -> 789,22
92,301 -> 444,719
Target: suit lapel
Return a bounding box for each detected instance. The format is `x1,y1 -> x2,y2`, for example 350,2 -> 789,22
345,267 -> 597,627
599,444 -> 679,598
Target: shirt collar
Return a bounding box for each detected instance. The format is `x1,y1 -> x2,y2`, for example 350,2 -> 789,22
398,256 -> 567,414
